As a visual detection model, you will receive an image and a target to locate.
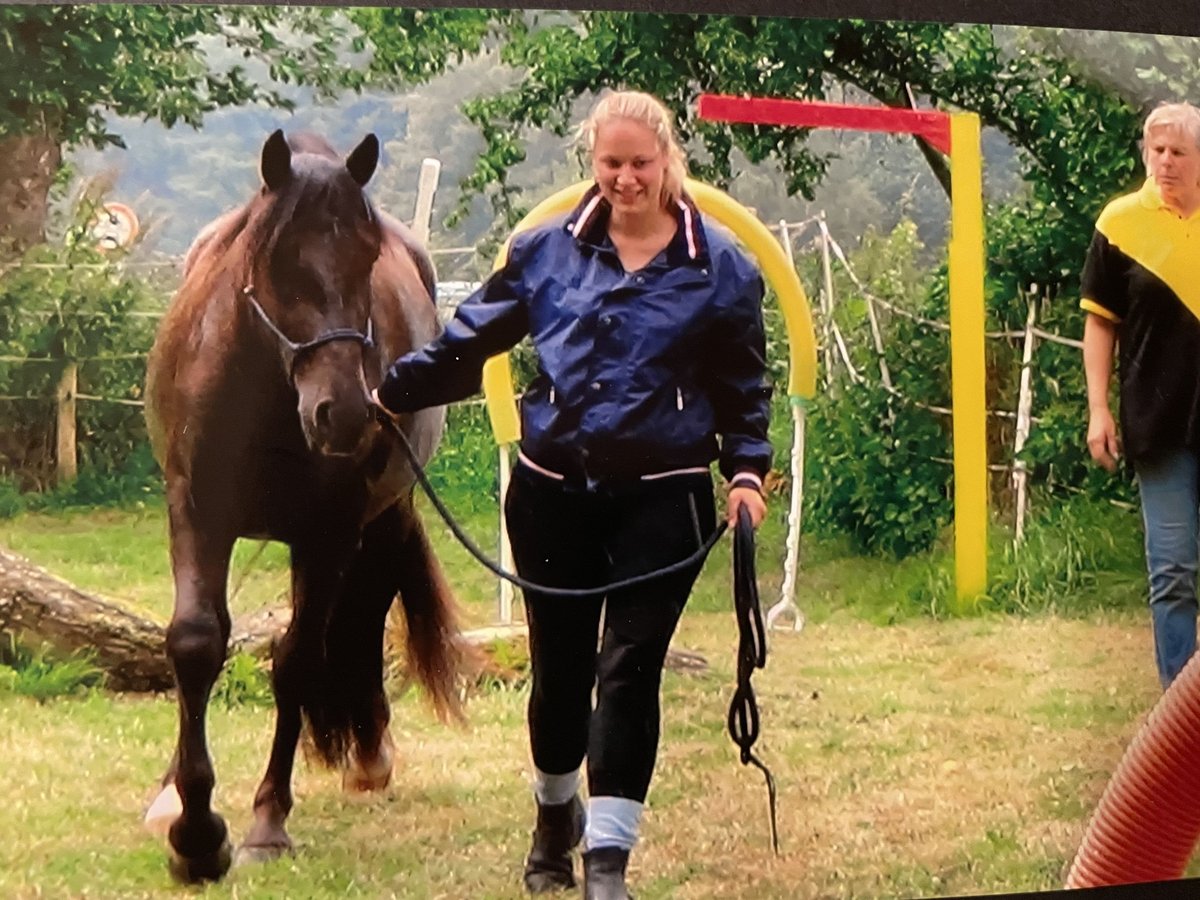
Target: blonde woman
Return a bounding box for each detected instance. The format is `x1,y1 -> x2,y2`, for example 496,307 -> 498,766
1083,101 -> 1200,688
374,90 -> 771,898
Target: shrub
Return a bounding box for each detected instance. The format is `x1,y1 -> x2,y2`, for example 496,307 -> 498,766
211,652 -> 274,708
0,476 -> 24,519
0,200 -> 161,491
0,636 -> 105,702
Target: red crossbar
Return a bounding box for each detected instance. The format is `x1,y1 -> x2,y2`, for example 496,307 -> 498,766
697,94 -> 952,155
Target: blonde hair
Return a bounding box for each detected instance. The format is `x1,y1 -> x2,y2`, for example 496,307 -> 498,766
1142,101 -> 1200,169
578,90 -> 689,208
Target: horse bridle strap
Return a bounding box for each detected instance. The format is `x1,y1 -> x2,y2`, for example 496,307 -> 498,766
243,285 -> 374,375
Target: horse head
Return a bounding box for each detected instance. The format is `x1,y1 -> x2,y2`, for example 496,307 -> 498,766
247,129 -> 384,457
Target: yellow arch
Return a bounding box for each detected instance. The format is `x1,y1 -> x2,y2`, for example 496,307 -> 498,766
480,177 -> 818,444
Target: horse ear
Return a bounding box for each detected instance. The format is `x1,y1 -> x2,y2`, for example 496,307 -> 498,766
346,134 -> 380,186
261,129 -> 292,191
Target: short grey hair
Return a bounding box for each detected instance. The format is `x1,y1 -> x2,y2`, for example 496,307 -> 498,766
1142,101 -> 1200,168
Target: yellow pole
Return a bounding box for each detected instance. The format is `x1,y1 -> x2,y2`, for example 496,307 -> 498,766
480,178 -> 818,444
948,113 -> 988,607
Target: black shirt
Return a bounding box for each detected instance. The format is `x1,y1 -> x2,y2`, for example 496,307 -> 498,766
1080,177 -> 1200,463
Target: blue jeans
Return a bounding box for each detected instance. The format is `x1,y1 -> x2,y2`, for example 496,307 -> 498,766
1136,447 -> 1200,688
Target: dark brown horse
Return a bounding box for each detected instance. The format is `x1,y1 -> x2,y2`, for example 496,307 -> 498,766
142,130 -> 464,883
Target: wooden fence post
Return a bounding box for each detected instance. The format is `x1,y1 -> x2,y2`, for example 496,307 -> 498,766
55,361 -> 77,483
412,158 -> 441,247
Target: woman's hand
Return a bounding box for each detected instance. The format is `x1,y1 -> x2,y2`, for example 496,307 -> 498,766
727,485 -> 766,529
369,387 -> 401,423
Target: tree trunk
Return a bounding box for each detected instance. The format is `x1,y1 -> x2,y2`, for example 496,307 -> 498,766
0,130 -> 61,260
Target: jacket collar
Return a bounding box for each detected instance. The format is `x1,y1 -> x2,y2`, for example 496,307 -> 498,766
564,183 -> 710,266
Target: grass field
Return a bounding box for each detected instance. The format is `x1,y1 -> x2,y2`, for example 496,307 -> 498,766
0,500 -> 1187,899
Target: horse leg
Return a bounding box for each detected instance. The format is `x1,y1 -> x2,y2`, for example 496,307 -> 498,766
162,496 -> 235,883
331,505 -> 409,793
143,745 -> 182,836
238,540 -> 350,864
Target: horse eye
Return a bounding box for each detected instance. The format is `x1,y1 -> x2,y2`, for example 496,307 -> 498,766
288,271 -> 323,302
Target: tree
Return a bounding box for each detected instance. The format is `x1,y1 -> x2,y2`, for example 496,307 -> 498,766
427,15 -> 1140,288
0,4 -> 498,258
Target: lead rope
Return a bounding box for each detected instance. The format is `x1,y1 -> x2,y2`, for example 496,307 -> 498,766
378,412 -> 777,846
377,411 -> 726,597
728,503 -> 780,854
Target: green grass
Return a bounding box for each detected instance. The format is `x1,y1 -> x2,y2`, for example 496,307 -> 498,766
0,495 -> 1174,897
0,613 -> 1176,899
0,500 -> 505,626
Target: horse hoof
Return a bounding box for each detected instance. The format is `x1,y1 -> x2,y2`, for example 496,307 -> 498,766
234,841 -> 294,868
167,837 -> 234,884
342,729 -> 394,793
342,764 -> 392,793
143,784 -> 183,837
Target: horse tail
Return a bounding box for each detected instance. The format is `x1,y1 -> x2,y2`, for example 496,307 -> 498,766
392,509 -> 467,725
300,502 -> 466,769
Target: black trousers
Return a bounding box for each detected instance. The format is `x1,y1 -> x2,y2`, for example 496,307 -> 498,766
504,461 -> 717,802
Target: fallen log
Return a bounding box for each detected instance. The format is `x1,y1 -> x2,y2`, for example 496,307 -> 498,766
0,547 -> 708,693
0,547 -> 283,693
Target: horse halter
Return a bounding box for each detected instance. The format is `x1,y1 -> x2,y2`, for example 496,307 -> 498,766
242,284 -> 374,379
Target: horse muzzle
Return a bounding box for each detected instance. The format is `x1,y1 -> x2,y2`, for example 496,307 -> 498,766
307,395 -> 374,457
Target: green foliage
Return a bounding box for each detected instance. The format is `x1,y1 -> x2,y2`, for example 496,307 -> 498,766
0,635 -> 105,702
424,403 -> 504,518
0,199 -> 161,490
350,7 -> 504,84
23,444 -> 162,513
211,652 -> 274,709
807,390 -> 952,557
0,476 -> 23,520
433,16 -> 1140,249
800,221 -> 954,557
886,494 -> 1144,620
983,498 -> 1143,616
0,5 -> 422,148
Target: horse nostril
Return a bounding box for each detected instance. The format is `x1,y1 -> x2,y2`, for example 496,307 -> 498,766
314,399 -> 334,437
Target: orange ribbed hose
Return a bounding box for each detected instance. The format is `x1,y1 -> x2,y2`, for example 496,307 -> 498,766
1067,651 -> 1200,888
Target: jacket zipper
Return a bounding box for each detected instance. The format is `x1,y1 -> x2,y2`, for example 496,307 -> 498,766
676,387 -> 684,411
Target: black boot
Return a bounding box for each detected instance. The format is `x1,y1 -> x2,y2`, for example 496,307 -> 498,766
523,794 -> 585,893
582,846 -> 633,900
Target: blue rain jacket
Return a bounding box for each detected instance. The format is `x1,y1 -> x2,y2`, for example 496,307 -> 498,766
377,186 -> 773,485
